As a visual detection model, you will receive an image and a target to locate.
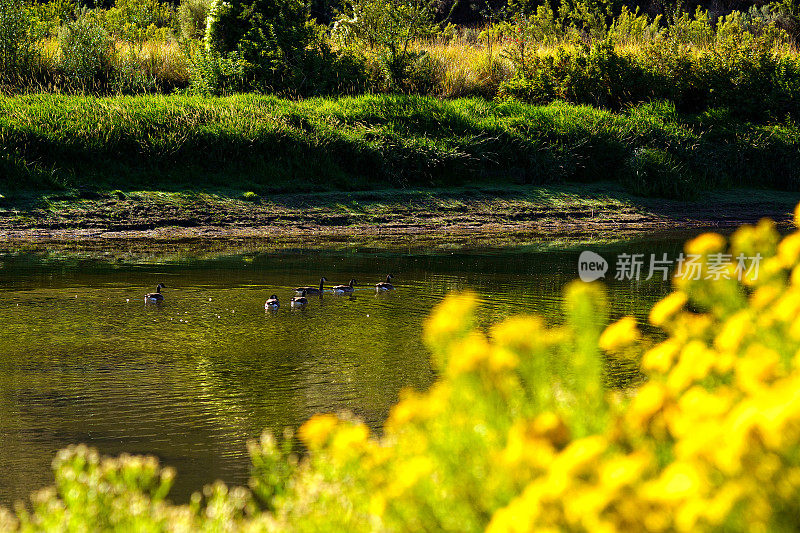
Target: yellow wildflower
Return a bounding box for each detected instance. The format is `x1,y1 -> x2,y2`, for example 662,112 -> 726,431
795,202 -> 800,227
563,488 -> 610,527
386,389 -> 423,429
331,422 -> 370,455
643,461 -> 703,502
714,350 -> 737,374
761,256 -> 785,283
703,483 -> 744,525
735,345 -> 779,393
686,232 -> 726,255
649,291 -> 688,327
488,346 -> 520,373
599,452 -> 649,491
487,488 -> 542,533
642,340 -> 680,374
779,233 -> 800,268
714,311 -> 751,352
750,285 -> 780,310
491,316 -> 545,350
390,456 -> 433,494
423,292 -> 478,369
447,333 -> 490,375
715,404 -> 759,473
598,316 -> 640,351
533,412 -> 570,448
667,341 -> 715,393
298,414 -> 340,449
773,290 -> 800,327
675,498 -> 706,532
628,381 -> 667,428
752,377 -> 800,449
369,494 -> 386,517
670,386 -> 731,439
553,435 -> 607,476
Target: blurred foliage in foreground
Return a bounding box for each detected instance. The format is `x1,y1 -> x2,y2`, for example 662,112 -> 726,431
5,206 -> 800,531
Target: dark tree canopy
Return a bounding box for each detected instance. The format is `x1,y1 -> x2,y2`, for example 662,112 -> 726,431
44,0 -> 782,24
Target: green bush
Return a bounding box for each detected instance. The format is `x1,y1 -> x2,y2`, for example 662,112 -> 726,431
59,13 -> 114,91
192,1 -> 367,96
99,0 -> 175,43
607,6 -> 661,46
621,147 -> 695,199
203,0 -> 315,93
332,0 -> 438,91
178,0 -> 211,41
0,0 -> 40,86
189,47 -> 249,95
26,0 -> 79,37
500,41 -> 655,109
112,52 -> 160,93
500,23 -> 800,121
405,51 -> 446,94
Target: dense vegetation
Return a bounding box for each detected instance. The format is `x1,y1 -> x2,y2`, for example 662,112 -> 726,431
2,0 -> 800,114
1,209 -> 800,530
2,94 -> 799,200
2,0 -> 799,199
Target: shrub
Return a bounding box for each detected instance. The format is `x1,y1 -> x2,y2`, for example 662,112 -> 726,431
203,0 -> 315,93
608,5 -> 661,46
664,7 -> 715,48
188,47 -> 248,95
100,0 -> 176,44
333,0 -> 439,91
193,1 -> 367,95
499,20 -> 800,121
0,0 -> 40,86
500,41 -> 655,109
178,0 -> 212,41
621,147 -> 695,199
26,0 -> 79,38
500,3 -> 564,72
59,13 -> 114,91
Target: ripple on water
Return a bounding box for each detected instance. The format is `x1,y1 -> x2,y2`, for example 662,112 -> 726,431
0,242 -> 680,504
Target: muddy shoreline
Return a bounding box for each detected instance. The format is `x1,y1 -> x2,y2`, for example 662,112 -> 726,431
0,186 -> 796,250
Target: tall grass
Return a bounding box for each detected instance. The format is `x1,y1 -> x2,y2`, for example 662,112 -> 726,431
0,94 -> 798,198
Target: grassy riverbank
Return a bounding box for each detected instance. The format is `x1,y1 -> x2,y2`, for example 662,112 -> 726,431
2,94 -> 799,203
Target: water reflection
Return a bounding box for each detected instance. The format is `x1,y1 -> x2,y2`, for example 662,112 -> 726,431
0,239 -> 687,505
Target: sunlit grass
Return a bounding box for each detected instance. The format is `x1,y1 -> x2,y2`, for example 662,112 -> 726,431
1,93 -> 799,199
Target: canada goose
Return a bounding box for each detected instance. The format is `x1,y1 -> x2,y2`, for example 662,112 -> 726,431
333,279 -> 357,294
145,283 -> 166,303
376,274 -> 395,291
295,277 -> 328,296
265,294 -> 280,309
291,289 -> 309,307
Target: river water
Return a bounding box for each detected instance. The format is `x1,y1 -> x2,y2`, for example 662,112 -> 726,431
0,237 -> 689,505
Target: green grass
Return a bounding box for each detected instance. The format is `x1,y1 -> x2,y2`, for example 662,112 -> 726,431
1,94 -> 798,200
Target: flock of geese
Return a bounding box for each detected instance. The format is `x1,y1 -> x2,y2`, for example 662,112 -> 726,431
143,275 -> 396,308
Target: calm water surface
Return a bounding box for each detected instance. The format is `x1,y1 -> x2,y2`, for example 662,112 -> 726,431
0,239 -> 689,505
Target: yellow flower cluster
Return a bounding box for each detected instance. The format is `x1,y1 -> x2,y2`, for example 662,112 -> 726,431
279,211 -> 800,532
